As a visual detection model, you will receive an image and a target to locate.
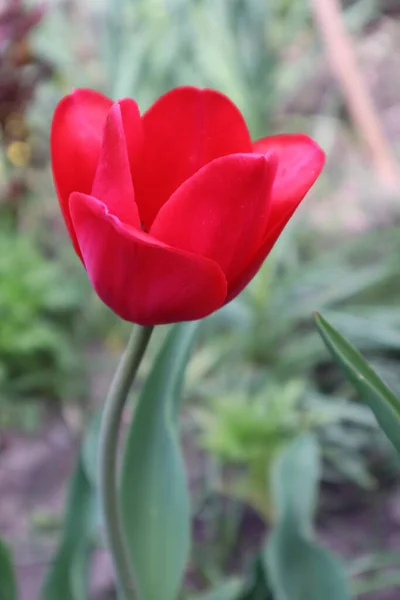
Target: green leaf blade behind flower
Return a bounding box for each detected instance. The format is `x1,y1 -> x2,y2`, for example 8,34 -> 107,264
269,433 -> 320,537
266,530 -> 350,600
264,434 -> 350,600
41,454 -> 95,600
313,311 -> 400,455
0,538 -> 17,600
190,578 -> 243,600
120,322 -> 201,600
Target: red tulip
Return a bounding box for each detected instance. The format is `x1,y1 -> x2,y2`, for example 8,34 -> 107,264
51,86 -> 325,326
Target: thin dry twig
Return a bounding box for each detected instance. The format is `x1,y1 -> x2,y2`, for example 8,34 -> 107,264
310,0 -> 400,188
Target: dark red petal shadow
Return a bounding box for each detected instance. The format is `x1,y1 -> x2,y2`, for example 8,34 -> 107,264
151,153 -> 277,285
134,86 -> 253,229
91,100 -> 142,228
69,193 -> 227,325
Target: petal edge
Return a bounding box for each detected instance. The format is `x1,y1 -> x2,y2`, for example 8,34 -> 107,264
51,88 -> 112,254
69,192 -> 227,325
135,86 -> 253,229
151,152 -> 277,284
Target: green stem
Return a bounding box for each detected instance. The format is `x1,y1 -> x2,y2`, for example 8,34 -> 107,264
99,325 -> 154,599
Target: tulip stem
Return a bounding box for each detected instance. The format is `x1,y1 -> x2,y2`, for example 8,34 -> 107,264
99,325 -> 154,600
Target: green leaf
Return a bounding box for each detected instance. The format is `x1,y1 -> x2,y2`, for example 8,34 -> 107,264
120,321 -> 201,600
0,538 -> 17,600
314,311 -> 400,455
82,410 -> 103,487
270,434 -> 320,537
191,578 -> 243,600
41,454 -> 95,600
264,434 -> 350,600
237,554 -> 273,600
266,532 -> 350,600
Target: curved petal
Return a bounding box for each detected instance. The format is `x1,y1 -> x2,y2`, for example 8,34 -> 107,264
69,192 -> 227,325
119,97 -> 145,184
227,135 -> 325,301
51,88 -> 112,254
134,86 -> 253,229
91,100 -> 142,228
151,153 -> 277,284
252,133 -> 325,225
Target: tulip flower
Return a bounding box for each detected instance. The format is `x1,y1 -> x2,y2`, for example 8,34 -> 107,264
51,86 -> 324,325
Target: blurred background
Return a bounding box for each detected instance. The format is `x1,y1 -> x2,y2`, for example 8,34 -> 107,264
0,0 -> 400,598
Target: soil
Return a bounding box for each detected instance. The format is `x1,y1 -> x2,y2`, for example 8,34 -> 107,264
0,420 -> 113,600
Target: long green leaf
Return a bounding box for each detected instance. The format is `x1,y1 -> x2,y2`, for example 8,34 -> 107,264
41,454 -> 95,600
0,539 -> 17,600
314,311 -> 400,454
82,410 -> 103,487
270,434 -> 320,537
120,322 -> 201,600
264,434 -> 350,600
237,554 -> 273,600
266,531 -> 350,600
191,579 -> 242,600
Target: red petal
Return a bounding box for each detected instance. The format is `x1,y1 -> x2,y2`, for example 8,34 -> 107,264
51,88 -> 112,254
151,153 -> 277,284
225,231 -> 282,302
226,134 -> 325,301
252,133 -> 325,225
69,192 -> 227,325
91,100 -> 142,228
134,86 -> 252,229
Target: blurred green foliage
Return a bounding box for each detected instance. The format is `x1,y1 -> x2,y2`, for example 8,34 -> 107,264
192,224 -> 400,505
0,227 -> 88,426
197,380 -> 320,518
216,225 -> 400,370
30,0 -> 320,138
264,435 -> 351,600
104,0 -> 312,134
